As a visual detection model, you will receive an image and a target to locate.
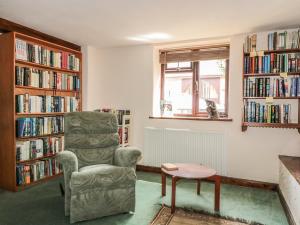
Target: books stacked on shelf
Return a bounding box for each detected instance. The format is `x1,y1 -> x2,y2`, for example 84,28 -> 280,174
118,126 -> 129,145
244,29 -> 300,53
244,76 -> 300,97
98,108 -> 131,125
16,136 -> 64,161
16,158 -> 62,186
16,116 -> 64,137
15,39 -> 80,71
97,108 -> 131,146
268,30 -> 300,50
244,101 -> 291,123
244,53 -> 300,74
244,34 -> 257,53
16,94 -> 79,113
15,66 -> 80,90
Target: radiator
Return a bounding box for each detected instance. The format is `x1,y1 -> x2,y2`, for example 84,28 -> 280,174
143,127 -> 227,175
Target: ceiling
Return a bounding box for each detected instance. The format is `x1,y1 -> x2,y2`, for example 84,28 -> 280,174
0,0 -> 300,48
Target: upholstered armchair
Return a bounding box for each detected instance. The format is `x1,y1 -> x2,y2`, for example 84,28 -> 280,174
57,112 -> 141,223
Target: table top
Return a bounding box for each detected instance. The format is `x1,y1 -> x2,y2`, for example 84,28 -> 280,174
161,163 -> 217,179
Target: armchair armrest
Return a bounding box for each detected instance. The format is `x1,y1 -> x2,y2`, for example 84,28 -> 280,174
114,147 -> 142,168
56,151 -> 78,216
57,151 -> 79,173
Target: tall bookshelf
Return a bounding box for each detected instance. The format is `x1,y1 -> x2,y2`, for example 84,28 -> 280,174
241,30 -> 300,133
0,32 -> 82,191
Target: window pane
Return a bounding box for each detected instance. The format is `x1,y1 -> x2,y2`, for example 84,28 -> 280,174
164,72 -> 193,114
167,62 -> 179,69
166,61 -> 191,69
198,59 -> 226,112
178,62 -> 191,68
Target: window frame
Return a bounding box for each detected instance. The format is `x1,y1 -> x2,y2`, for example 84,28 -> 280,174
160,56 -> 229,118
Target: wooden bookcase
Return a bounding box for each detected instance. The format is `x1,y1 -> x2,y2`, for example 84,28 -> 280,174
0,32 -> 82,191
241,48 -> 300,133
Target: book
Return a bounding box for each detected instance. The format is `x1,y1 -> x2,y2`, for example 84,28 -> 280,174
161,163 -> 178,171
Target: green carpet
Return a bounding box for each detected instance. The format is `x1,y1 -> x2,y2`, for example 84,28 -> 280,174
0,172 -> 288,225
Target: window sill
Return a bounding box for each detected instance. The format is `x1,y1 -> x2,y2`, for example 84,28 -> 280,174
149,116 -> 233,122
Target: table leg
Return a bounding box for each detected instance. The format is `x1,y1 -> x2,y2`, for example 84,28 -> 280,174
161,172 -> 166,197
214,175 -> 221,211
197,179 -> 201,195
171,176 -> 178,214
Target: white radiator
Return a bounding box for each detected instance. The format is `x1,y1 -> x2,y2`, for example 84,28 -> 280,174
144,127 -> 227,175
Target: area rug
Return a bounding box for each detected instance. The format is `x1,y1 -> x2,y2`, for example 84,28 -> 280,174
150,206 -> 264,225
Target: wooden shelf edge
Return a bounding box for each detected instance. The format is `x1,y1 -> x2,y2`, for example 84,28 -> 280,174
243,97 -> 300,99
16,59 -> 80,74
244,72 -> 300,77
16,133 -> 64,141
17,153 -> 59,164
16,112 -> 66,117
16,172 -> 63,190
15,85 -> 79,93
242,122 -> 300,129
244,48 -> 300,55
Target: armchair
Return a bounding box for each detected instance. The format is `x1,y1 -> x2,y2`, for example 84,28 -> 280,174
57,112 -> 141,223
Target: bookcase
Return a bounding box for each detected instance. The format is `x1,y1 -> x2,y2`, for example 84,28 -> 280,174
0,32 -> 82,191
97,109 -> 132,147
242,29 -> 300,133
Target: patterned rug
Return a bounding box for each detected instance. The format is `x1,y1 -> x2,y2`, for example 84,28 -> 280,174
150,206 -> 264,225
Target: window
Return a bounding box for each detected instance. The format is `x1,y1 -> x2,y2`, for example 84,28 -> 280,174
160,45 -> 229,117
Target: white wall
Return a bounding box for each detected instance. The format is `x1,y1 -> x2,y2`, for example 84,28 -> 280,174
83,34 -> 300,183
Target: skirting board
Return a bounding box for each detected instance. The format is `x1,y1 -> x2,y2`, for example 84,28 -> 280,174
136,165 -> 277,191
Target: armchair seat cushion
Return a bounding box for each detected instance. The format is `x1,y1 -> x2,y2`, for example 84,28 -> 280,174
70,164 -> 136,194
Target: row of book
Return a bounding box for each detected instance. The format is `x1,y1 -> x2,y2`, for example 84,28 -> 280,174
16,136 -> 64,162
16,158 -> 62,186
16,116 -> 64,137
98,108 -> 131,125
244,29 -> 300,52
16,94 -> 79,113
118,127 -> 129,145
243,76 -> 300,97
15,66 -> 80,90
244,53 -> 300,74
15,39 -> 80,71
244,101 -> 291,123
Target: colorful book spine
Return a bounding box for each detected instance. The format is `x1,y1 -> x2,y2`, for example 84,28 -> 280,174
16,116 -> 64,137
244,101 -> 291,123
15,39 -> 80,71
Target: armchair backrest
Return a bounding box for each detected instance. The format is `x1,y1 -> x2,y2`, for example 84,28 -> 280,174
64,112 -> 119,168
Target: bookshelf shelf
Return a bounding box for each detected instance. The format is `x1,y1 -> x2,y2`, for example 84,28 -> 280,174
16,112 -> 65,118
16,59 -> 80,74
243,97 -> 300,99
244,72 -> 300,77
242,122 -> 300,132
244,48 -> 300,55
17,153 -> 57,164
0,31 -> 82,191
242,30 -> 300,134
16,133 -> 64,141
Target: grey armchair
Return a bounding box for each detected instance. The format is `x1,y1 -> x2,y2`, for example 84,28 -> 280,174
57,112 -> 141,223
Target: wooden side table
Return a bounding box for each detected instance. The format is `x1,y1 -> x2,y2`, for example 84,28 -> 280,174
161,163 -> 221,213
